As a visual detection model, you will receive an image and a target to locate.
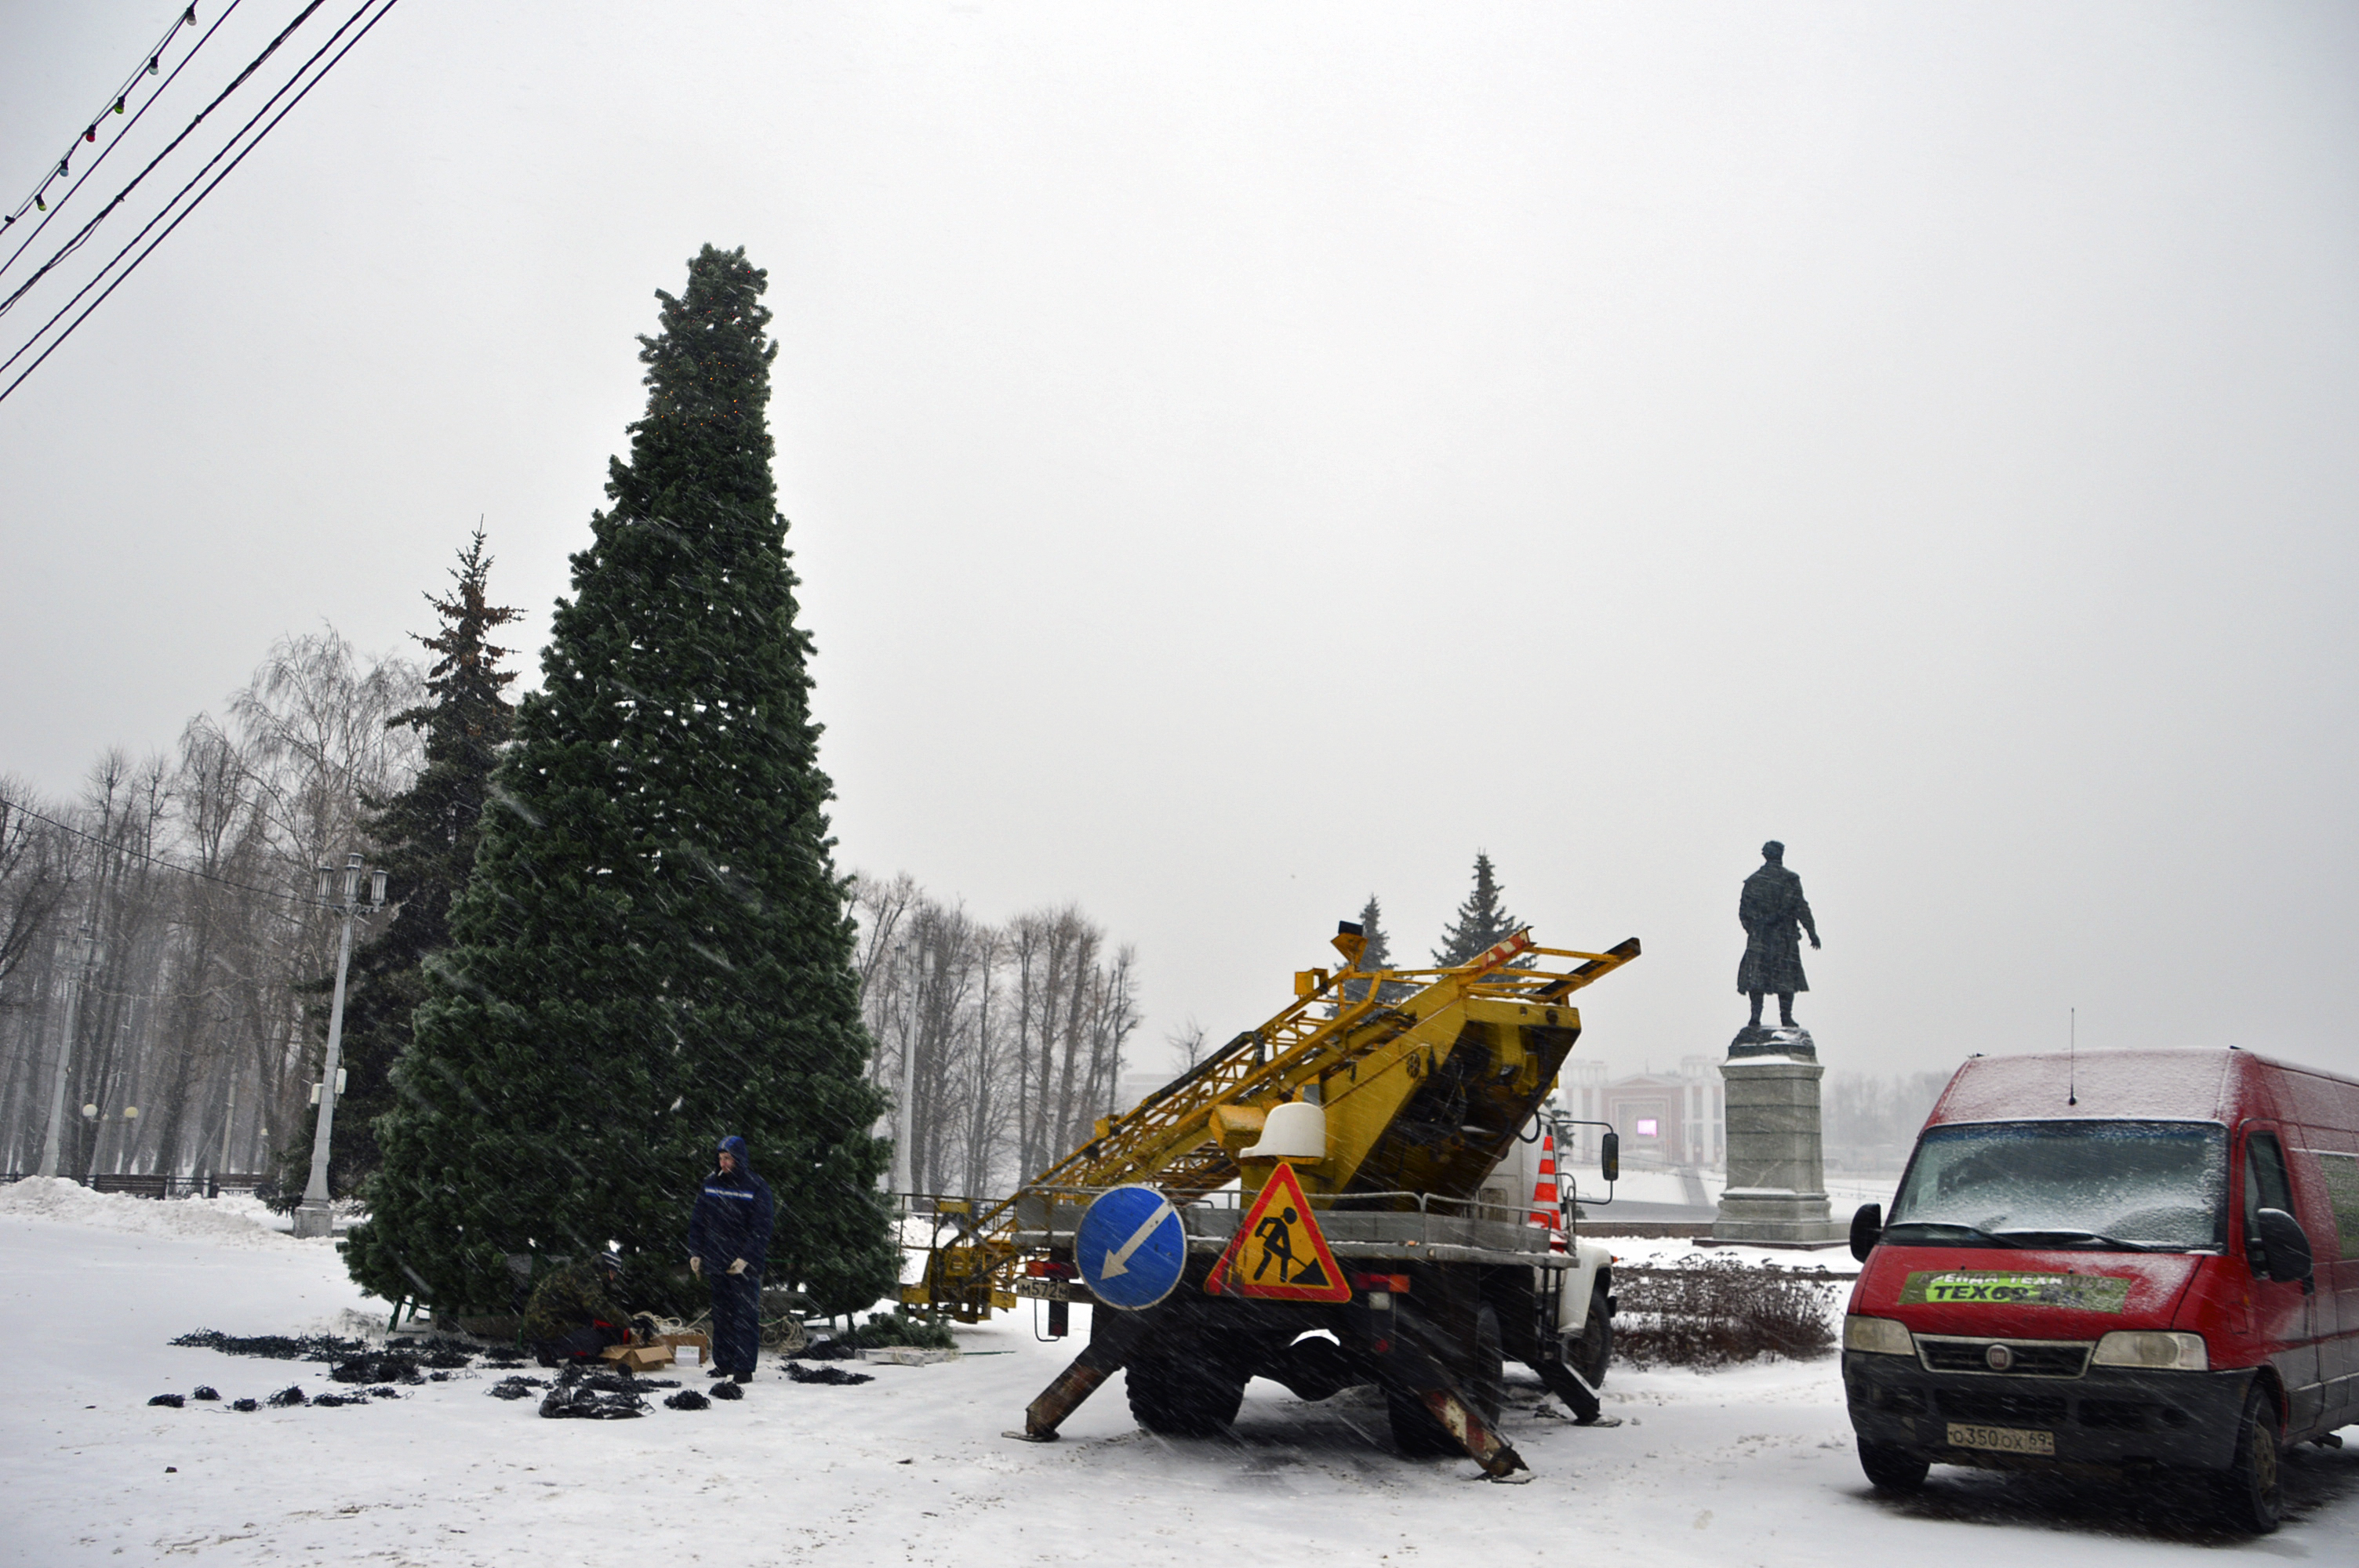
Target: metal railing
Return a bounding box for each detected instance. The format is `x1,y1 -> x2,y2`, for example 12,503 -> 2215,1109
0,1171 -> 272,1199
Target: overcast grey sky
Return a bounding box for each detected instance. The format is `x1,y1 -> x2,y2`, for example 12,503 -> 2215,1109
3,2 -> 2354,1085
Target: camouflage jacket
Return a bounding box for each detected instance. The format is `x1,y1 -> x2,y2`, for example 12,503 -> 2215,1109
521,1262 -> 631,1345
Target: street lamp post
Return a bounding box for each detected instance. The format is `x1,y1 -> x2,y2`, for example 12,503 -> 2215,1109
35,921 -> 98,1181
292,852 -> 386,1240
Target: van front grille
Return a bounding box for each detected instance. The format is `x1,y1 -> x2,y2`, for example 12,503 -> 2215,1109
1917,1337 -> 2091,1378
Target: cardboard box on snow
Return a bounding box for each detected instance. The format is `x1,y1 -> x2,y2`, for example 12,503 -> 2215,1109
658,1332 -> 710,1366
599,1344 -> 674,1374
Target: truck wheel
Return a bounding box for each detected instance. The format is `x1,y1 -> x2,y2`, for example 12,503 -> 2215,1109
1467,1305 -> 1505,1426
1857,1439 -> 1928,1493
1387,1386 -> 1463,1456
1386,1305 -> 1504,1457
1125,1343 -> 1246,1437
2215,1386 -> 2284,1534
1570,1308 -> 1610,1388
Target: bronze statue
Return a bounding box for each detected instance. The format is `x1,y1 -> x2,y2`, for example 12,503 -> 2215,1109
1738,840 -> 1819,1033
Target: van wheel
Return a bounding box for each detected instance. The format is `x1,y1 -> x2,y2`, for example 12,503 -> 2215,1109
2215,1386 -> 2284,1534
1858,1439 -> 1929,1493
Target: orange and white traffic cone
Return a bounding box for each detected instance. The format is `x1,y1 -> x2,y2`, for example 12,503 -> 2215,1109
1529,1133 -> 1560,1229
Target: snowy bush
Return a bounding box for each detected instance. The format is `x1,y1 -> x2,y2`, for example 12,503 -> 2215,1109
1612,1257 -> 1838,1367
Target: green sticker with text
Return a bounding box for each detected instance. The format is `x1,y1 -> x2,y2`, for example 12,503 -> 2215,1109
1899,1270 -> 2129,1313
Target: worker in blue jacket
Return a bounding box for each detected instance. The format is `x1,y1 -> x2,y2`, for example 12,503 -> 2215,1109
688,1134 -> 775,1383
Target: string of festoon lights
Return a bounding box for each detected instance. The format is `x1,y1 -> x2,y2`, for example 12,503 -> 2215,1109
0,0 -> 405,406
2,6 -> 223,238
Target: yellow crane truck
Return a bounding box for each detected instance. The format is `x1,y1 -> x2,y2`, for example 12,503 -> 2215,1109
900,922 -> 1638,1479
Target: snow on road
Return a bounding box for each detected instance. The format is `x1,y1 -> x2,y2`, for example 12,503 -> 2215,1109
2,1182 -> 2354,1566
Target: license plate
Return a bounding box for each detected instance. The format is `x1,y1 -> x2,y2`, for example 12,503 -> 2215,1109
1946,1421 -> 2055,1457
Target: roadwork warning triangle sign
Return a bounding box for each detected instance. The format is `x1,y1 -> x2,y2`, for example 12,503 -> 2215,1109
1205,1160 -> 1350,1303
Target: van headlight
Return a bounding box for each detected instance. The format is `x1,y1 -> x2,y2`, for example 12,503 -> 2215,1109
1843,1315 -> 1914,1356
2090,1330 -> 2207,1371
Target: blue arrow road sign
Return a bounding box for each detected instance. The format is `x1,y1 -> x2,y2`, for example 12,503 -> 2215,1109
1075,1185 -> 1188,1310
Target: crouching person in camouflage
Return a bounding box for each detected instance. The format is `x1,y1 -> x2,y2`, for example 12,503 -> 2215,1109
688,1134 -> 775,1385
523,1251 -> 634,1367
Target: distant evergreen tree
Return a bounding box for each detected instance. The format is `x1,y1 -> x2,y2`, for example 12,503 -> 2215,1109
1431,852 -> 1525,966
1343,894 -> 1415,1004
276,532 -> 519,1201
347,246 -> 897,1320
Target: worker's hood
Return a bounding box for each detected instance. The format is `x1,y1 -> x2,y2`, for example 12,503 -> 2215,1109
717,1135 -> 753,1173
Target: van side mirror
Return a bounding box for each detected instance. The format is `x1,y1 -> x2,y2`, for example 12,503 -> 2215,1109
2254,1207 -> 2315,1288
1600,1131 -> 1619,1185
1850,1203 -> 1884,1264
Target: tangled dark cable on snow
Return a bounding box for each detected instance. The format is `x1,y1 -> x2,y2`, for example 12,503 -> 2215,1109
384,1337 -> 478,1369
663,1389 -> 710,1410
538,1384 -> 645,1419
172,1329 -> 369,1361
789,1339 -> 858,1362
533,1361 -> 649,1419
147,1393 -> 184,1407
708,1380 -> 743,1401
787,1363 -> 872,1387
488,1376 -> 547,1401
266,1385 -> 306,1407
329,1352 -> 426,1385
170,1328 -> 480,1369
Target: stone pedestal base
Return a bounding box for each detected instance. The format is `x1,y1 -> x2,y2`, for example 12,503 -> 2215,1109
1710,1189 -> 1847,1246
291,1201 -> 335,1239
1713,1030 -> 1847,1247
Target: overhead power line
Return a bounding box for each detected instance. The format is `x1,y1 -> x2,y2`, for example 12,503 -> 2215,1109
0,0 -> 405,408
0,0 -> 253,290
0,789 -> 306,907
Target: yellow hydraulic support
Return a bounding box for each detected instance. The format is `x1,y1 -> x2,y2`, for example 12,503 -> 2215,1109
903,925 -> 1640,1321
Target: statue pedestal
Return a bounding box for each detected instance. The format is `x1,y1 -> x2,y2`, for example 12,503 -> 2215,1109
1711,1027 -> 1847,1247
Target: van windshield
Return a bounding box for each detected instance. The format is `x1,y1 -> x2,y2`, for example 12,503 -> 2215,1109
1885,1120 -> 2227,1251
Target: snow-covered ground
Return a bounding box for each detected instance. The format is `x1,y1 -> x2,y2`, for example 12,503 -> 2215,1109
3,1181 -> 2354,1566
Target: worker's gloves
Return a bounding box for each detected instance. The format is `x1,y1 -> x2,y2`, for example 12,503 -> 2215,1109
727,1258 -> 748,1276
689,1256 -> 703,1276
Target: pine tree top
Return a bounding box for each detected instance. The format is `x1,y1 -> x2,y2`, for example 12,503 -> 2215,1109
1355,895 -> 1395,971
1431,851 -> 1524,966
391,527 -> 521,759
608,244 -> 779,534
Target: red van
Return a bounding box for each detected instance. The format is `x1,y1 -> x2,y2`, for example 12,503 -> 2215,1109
1842,1048 -> 2359,1531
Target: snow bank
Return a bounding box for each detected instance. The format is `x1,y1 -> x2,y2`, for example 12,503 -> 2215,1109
0,1178 -> 301,1248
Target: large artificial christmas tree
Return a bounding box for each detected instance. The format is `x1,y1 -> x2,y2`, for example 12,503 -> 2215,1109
276,532 -> 518,1201
347,247 -> 897,1319
1430,852 -> 1525,966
